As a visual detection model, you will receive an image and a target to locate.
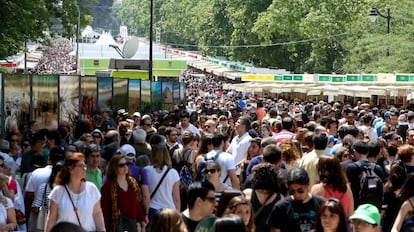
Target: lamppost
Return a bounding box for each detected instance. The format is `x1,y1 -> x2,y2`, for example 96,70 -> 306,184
75,0 -> 80,74
149,0 -> 153,82
368,7 -> 391,56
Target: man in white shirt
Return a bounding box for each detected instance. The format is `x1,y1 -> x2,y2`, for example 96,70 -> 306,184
226,116 -> 252,176
179,111 -> 200,136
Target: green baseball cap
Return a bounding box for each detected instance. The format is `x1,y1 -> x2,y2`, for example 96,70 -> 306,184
350,204 -> 380,225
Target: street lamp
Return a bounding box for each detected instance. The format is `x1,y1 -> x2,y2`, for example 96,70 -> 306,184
149,0 -> 153,82
368,7 -> 391,56
75,0 -> 80,74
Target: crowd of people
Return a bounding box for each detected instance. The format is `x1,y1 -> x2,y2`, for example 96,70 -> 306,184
0,69 -> 413,232
34,38 -> 76,74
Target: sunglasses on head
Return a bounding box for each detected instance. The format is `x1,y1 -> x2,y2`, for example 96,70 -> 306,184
289,187 -> 305,195
118,162 -> 130,168
203,168 -> 217,174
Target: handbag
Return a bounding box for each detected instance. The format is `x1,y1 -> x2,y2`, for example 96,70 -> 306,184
118,213 -> 137,232
32,185 -> 48,231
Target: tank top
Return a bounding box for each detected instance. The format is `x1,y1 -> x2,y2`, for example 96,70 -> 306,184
323,185 -> 350,217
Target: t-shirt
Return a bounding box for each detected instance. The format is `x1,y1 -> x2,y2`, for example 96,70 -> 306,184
49,181 -> 101,231
268,195 -> 325,232
181,212 -> 200,232
251,190 -> 282,232
0,196 -> 13,225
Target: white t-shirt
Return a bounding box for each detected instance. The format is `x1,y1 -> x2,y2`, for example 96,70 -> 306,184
226,132 -> 251,174
49,181 -> 101,231
26,165 -> 52,194
143,165 -> 179,210
205,149 -> 236,186
0,196 -> 13,225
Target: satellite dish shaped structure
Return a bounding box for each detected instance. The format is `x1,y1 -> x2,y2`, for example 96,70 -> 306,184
122,36 -> 139,58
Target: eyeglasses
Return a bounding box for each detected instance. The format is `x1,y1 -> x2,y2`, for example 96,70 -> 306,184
93,135 -> 101,138
118,162 -> 130,168
22,143 -> 30,147
289,187 -> 305,195
204,196 -> 216,203
203,168 -> 217,174
394,136 -> 401,141
75,163 -> 86,169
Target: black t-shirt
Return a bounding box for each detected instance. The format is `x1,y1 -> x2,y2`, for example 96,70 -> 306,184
181,213 -> 200,232
251,190 -> 282,232
344,160 -> 385,207
268,195 -> 325,232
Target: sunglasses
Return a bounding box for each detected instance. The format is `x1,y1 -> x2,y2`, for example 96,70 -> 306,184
93,135 -> 101,138
203,168 -> 217,174
289,187 -> 305,195
204,196 -> 216,203
394,136 -> 401,141
0,163 -> 4,167
204,125 -> 210,129
118,162 -> 130,168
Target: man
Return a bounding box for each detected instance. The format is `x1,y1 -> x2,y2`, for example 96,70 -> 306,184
269,167 -> 324,232
298,131 -> 329,187
179,111 -> 200,136
102,129 -> 120,162
406,128 -> 414,145
24,147 -> 64,224
273,117 -> 295,143
350,204 -> 381,232
133,111 -> 141,128
46,130 -> 61,153
203,119 -> 217,134
165,127 -> 182,157
131,128 -> 152,157
20,132 -> 46,176
85,143 -> 102,189
204,133 -> 239,189
358,114 -> 377,142
181,181 -> 216,232
226,116 -> 252,176
101,108 -> 117,132
343,140 -> 385,210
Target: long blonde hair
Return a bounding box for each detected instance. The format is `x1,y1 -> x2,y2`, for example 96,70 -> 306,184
150,208 -> 188,232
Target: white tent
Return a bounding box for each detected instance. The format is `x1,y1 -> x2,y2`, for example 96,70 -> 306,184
81,26 -> 100,38
93,31 -> 116,46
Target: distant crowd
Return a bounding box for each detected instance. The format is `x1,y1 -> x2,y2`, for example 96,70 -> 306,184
34,38 -> 76,74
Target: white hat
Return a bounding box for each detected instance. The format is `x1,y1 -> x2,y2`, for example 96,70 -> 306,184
117,144 -> 136,156
133,112 -> 141,117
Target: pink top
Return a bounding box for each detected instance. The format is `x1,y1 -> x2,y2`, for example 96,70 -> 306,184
324,185 -> 351,217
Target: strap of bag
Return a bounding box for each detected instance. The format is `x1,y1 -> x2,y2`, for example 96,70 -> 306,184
64,185 -> 82,227
254,191 -> 274,219
42,185 -> 48,207
150,168 -> 171,199
223,175 -> 229,183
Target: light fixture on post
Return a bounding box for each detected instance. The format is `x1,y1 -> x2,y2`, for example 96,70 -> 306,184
368,7 -> 391,56
149,0 -> 153,82
75,0 -> 80,74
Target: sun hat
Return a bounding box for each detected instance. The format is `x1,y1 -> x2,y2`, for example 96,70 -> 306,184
350,204 -> 380,225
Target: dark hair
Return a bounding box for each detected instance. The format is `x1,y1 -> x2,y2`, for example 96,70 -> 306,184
212,133 -> 226,148
49,161 -> 64,189
281,117 -> 293,130
50,222 -> 86,232
312,132 -> 329,150
47,130 -> 62,146
287,168 -> 309,186
238,116 -> 251,131
251,163 -> 281,193
187,181 -> 215,209
213,214 -> 247,232
317,156 -> 347,192
384,161 -> 407,192
262,144 -> 282,164
313,198 -> 348,232
398,173 -> 414,201
367,141 -> 381,159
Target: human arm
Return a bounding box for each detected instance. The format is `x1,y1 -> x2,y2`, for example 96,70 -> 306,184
391,200 -> 412,232
24,191 -> 34,217
93,201 -> 106,231
270,228 -> 281,232
45,199 -> 58,232
346,185 -> 354,217
141,184 -> 150,215
227,169 -> 240,189
0,207 -> 17,231
172,181 -> 181,212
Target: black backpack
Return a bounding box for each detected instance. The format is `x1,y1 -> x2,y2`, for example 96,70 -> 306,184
356,162 -> 383,209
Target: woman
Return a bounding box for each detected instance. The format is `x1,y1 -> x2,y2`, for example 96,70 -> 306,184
32,161 -> 64,231
223,196 -> 255,232
382,161 -> 407,232
141,134 -> 180,223
101,155 -> 146,232
91,129 -> 104,149
259,122 -> 272,138
279,139 -> 301,172
150,208 -> 188,232
391,173 -> 414,232
311,156 -> 354,219
203,161 -> 232,200
193,134 -> 214,180
45,152 -> 105,231
214,214 -> 246,232
0,174 -> 17,231
313,198 -> 348,232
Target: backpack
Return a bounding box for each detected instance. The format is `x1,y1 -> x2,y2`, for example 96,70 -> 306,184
356,161 -> 383,209
173,148 -> 194,193
196,150 -> 222,181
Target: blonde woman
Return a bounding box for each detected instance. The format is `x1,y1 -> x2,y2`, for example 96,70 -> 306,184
150,208 -> 188,232
223,196 -> 255,232
45,152 -> 105,231
0,174 -> 17,231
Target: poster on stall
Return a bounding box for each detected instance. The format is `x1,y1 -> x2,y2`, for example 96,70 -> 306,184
128,79 -> 141,114
4,74 -> 29,133
80,76 -> 97,120
32,75 -> 59,128
162,82 -> 173,111
151,81 -> 162,112
141,80 -> 151,113
97,77 -> 113,110
59,75 -> 80,126
180,82 -> 185,102
113,78 -> 128,113
173,82 -> 180,105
